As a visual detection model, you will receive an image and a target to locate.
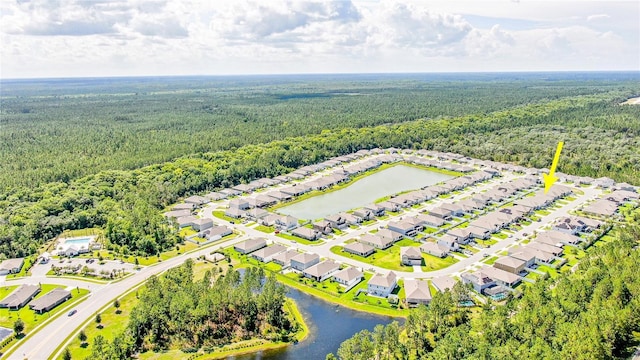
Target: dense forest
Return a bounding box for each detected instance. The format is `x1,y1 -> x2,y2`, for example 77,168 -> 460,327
328,226 -> 640,360
1,74 -> 639,258
1,73 -> 638,191
86,260 -> 294,359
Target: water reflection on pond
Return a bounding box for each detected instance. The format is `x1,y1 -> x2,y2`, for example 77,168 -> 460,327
229,287 -> 400,360
277,165 -> 453,220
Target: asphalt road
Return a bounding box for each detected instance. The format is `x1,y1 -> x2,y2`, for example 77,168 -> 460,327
6,236 -> 247,360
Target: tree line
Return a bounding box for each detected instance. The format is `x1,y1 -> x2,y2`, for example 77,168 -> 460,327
85,259 -> 295,358
1,89 -> 639,258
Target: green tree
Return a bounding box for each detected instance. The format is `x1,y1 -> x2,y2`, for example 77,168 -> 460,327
13,318 -> 24,335
62,348 -> 72,360
95,313 -> 102,325
78,330 -> 87,345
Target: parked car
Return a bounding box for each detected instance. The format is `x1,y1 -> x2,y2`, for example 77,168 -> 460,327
68,309 -> 77,316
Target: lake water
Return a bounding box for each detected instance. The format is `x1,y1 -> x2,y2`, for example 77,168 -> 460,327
229,287 -> 399,360
277,165 -> 454,220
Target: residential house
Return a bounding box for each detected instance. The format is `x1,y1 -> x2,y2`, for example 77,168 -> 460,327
415,213 -> 446,228
420,242 -> 449,258
290,253 -> 320,271
493,256 -> 526,274
341,213 -> 362,226
432,276 -> 456,293
224,208 -> 246,219
191,218 -> 213,232
184,195 -> 209,206
0,284 -> 40,310
367,271 -> 397,297
229,199 -> 250,210
0,258 -> 24,275
272,249 -> 299,267
509,250 -> 537,268
313,220 -> 333,235
205,192 -> 225,201
429,207 -> 453,220
29,288 -> 72,314
251,244 -> 286,263
436,234 -> 459,251
387,221 -> 417,237
404,279 -> 432,306
343,242 -> 376,257
332,267 -> 364,290
232,184 -> 253,194
291,227 -> 320,240
172,203 -> 196,211
219,188 -> 242,197
525,242 -> 563,256
447,228 -> 473,244
594,177 -> 615,188
275,215 -> 299,231
303,260 -> 341,282
440,203 -> 464,217
353,209 -> 374,221
246,208 -> 269,221
234,238 -> 267,254
203,226 -> 233,241
163,209 -> 192,219
266,191 -> 292,202
377,229 -> 403,243
364,204 -> 385,217
359,234 -> 394,249
378,201 -> 400,212
462,270 -> 496,294
481,266 -> 522,288
400,247 -> 422,265
325,214 -> 348,229
583,199 -> 619,217
536,230 -> 581,246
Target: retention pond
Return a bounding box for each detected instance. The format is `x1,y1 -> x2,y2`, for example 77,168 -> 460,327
277,164 -> 454,220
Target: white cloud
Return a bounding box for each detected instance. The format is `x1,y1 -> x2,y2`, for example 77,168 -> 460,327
0,0 -> 637,78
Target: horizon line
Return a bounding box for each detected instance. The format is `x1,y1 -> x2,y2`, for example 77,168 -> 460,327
2,69 -> 640,82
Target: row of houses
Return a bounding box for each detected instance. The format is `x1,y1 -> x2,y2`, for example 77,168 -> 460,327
0,285 -> 72,313
582,189 -> 639,217
233,238 -> 432,305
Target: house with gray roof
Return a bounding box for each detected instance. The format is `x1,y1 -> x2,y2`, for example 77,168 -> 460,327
291,227 -> 320,240
0,284 -> 40,310
224,208 -> 246,219
378,229 -> 403,243
432,276 -> 456,293
29,288 -> 72,313
163,209 -> 192,219
202,226 -> 233,241
493,256 -> 526,274
184,195 -> 209,205
275,215 -> 299,231
359,234 -> 393,250
420,242 -> 449,258
191,218 -> 213,231
387,221 -> 417,237
332,267 -> 364,291
368,272 -> 397,297
272,249 -> 300,267
251,244 -> 286,263
234,238 -> 267,254
400,247 -> 422,266
303,260 -> 340,282
291,253 -> 320,271
0,258 -> 24,275
343,242 -> 375,257
404,279 -> 432,306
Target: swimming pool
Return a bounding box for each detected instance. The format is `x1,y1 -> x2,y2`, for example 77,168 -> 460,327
57,236 -> 96,255
63,237 -> 91,245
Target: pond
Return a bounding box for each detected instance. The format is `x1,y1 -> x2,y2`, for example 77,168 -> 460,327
277,165 -> 454,220
230,287 -> 400,360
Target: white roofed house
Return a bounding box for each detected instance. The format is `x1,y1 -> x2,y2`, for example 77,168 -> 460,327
436,234 -> 459,251
290,253 -> 320,271
377,229 -> 403,243
224,208 -> 246,219
343,242 -> 376,257
332,267 -> 364,291
404,279 -> 432,306
367,271 -> 397,298
184,195 -> 209,206
493,256 -> 526,275
191,218 -> 213,232
325,214 -> 348,229
291,227 -> 320,240
275,215 -> 299,231
202,226 -> 233,241
272,249 -> 300,267
353,209 -> 374,221
234,238 -> 267,254
420,242 -> 449,258
387,221 -> 417,237
251,244 -> 286,263
0,258 -> 25,275
360,234 -> 394,249
303,260 -> 341,282
400,247 -> 423,266
246,208 -> 269,221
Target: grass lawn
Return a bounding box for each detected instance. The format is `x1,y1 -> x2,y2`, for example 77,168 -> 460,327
255,225 -> 275,233
482,256 -> 499,265
494,232 -> 508,240
563,247 -> 586,267
538,265 -> 559,279
118,241 -> 200,266
277,233 -> 324,246
421,254 -> 458,271
1,285 -> 89,355
6,257 -> 36,279
212,210 -> 237,222
330,240 -> 418,272
179,227 -> 198,237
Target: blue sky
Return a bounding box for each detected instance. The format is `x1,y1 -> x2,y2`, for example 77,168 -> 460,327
0,0 -> 638,78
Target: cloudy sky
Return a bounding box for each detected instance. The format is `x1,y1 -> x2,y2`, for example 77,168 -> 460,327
1,0 -> 638,78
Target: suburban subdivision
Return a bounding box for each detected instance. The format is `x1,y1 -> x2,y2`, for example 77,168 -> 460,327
2,147 -> 637,359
